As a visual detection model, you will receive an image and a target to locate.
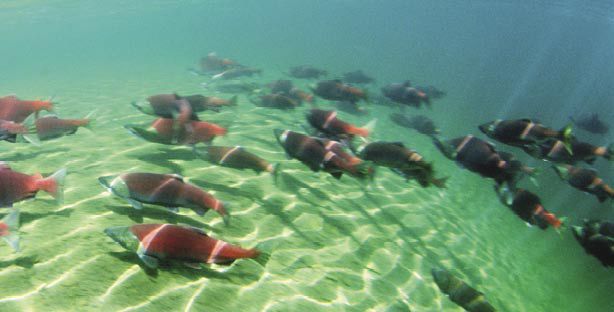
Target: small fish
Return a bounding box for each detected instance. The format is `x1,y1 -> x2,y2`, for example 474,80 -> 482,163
98,173 -> 229,223
35,115 -> 91,140
570,113 -> 609,134
0,163 -> 66,207
478,118 -> 573,151
250,94 -> 299,109
495,186 -> 562,229
307,109 -> 374,139
312,80 -> 367,103
524,138 -> 613,164
552,164 -> 613,203
431,267 -> 496,312
194,145 -> 278,175
572,219 -> 614,267
357,141 -> 446,188
381,81 -> 430,108
389,113 -> 439,136
0,209 -> 20,252
104,224 -> 260,269
274,129 -> 370,180
0,95 -> 53,123
288,65 -> 328,79
341,70 -> 374,84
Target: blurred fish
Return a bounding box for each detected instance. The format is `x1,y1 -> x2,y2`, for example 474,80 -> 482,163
389,113 -> 439,136
524,138 -> 613,164
416,85 -> 446,99
132,94 -> 198,120
311,80 -> 368,104
182,94 -> 237,112
212,67 -> 262,80
126,118 -> 226,146
267,80 -> 313,104
0,209 -> 19,252
431,267 -> 496,312
0,95 -> 53,123
34,115 -> 91,141
199,52 -> 239,73
570,113 -> 609,134
250,93 -> 299,109
341,70 -> 374,84
572,219 -> 614,267
194,146 -> 278,176
334,101 -> 369,116
202,81 -> 261,94
0,163 -> 66,207
307,109 -> 374,139
381,81 -> 430,108
288,65 -> 328,79
274,129 -> 371,180
358,141 -> 447,188
98,173 -> 228,223
104,224 -> 260,269
478,119 -> 573,151
495,186 -> 562,229
552,164 -> 613,203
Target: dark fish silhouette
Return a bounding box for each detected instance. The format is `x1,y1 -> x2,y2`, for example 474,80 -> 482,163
381,81 -> 430,108
478,118 -> 573,151
312,80 -> 367,103
570,113 -> 609,134
431,267 -> 496,312
552,164 -> 613,202
495,186 -> 562,229
288,65 -> 327,79
341,70 -> 374,84
389,113 -> 439,136
523,138 -> 612,164
572,219 -> 614,267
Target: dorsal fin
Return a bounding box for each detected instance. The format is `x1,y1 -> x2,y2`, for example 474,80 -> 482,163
178,223 -> 209,236
165,174 -> 184,182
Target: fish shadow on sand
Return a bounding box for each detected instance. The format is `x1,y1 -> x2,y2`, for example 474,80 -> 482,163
106,205 -> 213,230
19,209 -> 72,225
0,255 -> 39,269
190,179 -> 261,202
1,147 -> 71,162
278,173 -> 333,203
107,251 -> 264,283
134,147 -> 196,175
239,134 -> 279,149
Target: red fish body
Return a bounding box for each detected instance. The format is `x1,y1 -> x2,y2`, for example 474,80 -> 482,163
307,109 -> 369,138
195,146 -> 275,174
35,116 -> 90,140
151,118 -> 226,145
0,96 -> 53,123
0,164 -> 66,207
98,173 -> 228,222
104,224 -> 259,268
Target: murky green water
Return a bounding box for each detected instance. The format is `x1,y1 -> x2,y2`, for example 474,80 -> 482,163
1,1 -> 613,311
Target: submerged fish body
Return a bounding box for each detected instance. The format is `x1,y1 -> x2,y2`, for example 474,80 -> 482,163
312,80 -> 367,103
552,164 -> 614,203
98,172 -> 228,221
389,113 -> 439,136
0,95 -> 53,123
307,109 -> 369,138
381,81 -> 430,108
431,267 -> 496,312
252,94 -> 299,109
0,164 -> 66,207
104,224 -> 259,269
572,219 -> 614,267
495,187 -> 562,229
288,65 -> 327,79
35,115 -> 90,140
341,70 -> 374,84
524,138 -> 612,164
570,113 -> 609,134
194,146 -> 275,174
478,119 -> 572,149
126,118 -> 226,145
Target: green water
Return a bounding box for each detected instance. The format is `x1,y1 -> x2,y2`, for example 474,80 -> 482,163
1,1 -> 613,311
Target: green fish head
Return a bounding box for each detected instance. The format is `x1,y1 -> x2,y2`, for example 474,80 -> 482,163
431,267 -> 451,291
552,164 -> 570,180
104,226 -> 140,252
98,175 -> 131,199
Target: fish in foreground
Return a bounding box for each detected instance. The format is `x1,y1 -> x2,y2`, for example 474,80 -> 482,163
311,80 -> 368,104
194,146 -> 278,176
495,186 -> 562,230
307,109 -> 374,139
570,113 -> 609,135
358,141 -> 447,188
35,115 -> 91,140
389,113 -> 439,136
0,95 -> 53,123
381,81 -> 430,108
478,118 -> 573,151
524,138 -> 612,165
432,267 -> 496,312
572,219 -> 614,267
104,224 -> 260,269
552,164 -> 613,203
0,209 -> 20,252
98,173 -> 229,224
274,129 -> 372,180
0,162 -> 66,207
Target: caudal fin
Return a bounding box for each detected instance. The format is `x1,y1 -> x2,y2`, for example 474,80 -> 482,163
431,176 -> 448,189
1,209 -> 20,252
228,95 -> 238,106
37,168 -> 67,205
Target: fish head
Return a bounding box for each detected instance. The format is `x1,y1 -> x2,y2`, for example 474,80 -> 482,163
478,120 -> 499,136
104,226 -> 140,252
551,164 -> 571,180
131,101 -> 155,116
431,268 -> 452,291
571,225 -> 585,242
98,175 -> 131,199
274,129 -> 290,145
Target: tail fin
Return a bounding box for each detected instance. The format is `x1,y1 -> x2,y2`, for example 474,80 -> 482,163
270,163 -> 281,185
541,211 -> 563,229
1,209 -> 20,252
82,110 -> 97,130
559,123 -> 574,154
228,95 -> 238,106
431,176 -> 448,189
253,240 -> 276,267
37,168 -> 67,205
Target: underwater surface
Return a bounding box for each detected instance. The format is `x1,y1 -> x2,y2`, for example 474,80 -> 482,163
1,1 -> 613,311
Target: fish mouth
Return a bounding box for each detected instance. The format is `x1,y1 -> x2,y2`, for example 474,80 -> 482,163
273,129 -> 287,144
98,176 -> 114,191
571,226 -> 584,239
